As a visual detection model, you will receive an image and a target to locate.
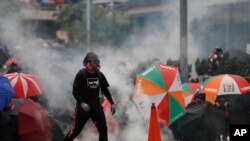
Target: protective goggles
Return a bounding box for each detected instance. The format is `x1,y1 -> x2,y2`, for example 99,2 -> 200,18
88,60 -> 100,64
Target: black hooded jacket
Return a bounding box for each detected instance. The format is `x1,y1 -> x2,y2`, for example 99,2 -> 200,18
72,69 -> 114,110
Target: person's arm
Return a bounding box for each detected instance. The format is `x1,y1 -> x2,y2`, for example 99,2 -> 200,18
102,87 -> 114,105
99,72 -> 114,105
102,86 -> 116,114
72,70 -> 84,104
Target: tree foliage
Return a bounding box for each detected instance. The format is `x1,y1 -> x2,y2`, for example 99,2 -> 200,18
195,52 -> 250,76
195,58 -> 210,76
214,52 -> 249,76
54,2 -> 130,47
54,3 -> 86,43
166,58 -> 192,75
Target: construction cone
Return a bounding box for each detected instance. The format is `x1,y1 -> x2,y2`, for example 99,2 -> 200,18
148,103 -> 162,141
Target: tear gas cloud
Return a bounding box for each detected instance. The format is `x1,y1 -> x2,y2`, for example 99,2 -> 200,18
0,0 -> 248,140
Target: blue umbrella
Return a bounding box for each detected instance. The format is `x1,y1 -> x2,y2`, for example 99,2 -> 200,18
0,75 -> 15,110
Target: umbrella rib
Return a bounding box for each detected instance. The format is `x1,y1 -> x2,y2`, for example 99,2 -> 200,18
9,76 -> 18,88
22,75 -> 42,94
20,76 -> 28,98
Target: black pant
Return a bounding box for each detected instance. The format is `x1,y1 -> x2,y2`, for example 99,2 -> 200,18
64,105 -> 108,141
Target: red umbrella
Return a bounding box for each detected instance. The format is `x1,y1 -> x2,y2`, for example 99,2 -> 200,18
19,99 -> 51,141
4,73 -> 44,98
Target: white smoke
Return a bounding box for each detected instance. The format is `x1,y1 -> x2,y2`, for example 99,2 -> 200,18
0,0 -> 248,141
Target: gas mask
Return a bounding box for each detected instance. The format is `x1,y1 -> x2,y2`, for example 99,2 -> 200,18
88,60 -> 100,72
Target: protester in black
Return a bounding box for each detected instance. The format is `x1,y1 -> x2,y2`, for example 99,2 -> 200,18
64,52 -> 115,141
6,62 -> 21,74
186,93 -> 206,109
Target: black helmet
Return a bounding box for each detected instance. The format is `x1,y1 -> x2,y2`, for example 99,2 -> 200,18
83,52 -> 99,66
10,62 -> 18,67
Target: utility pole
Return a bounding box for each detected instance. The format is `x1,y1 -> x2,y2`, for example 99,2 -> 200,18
180,0 -> 188,82
86,0 -> 91,50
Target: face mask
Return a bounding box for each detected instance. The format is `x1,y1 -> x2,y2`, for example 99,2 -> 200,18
86,60 -> 100,72
90,60 -> 100,70
195,98 -> 205,104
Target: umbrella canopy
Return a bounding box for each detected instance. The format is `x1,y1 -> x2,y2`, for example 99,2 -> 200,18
164,91 -> 186,124
19,99 -> 51,141
173,102 -> 229,141
181,82 -> 200,106
181,82 -> 200,94
4,73 -> 44,99
0,110 -> 15,141
198,74 -> 250,104
133,63 -> 183,125
0,75 -> 15,110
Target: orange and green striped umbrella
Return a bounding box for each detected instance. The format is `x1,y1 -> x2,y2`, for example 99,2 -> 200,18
133,63 -> 184,125
198,74 -> 250,104
181,82 -> 201,106
181,82 -> 200,94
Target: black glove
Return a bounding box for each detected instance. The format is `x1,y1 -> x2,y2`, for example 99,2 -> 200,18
110,104 -> 116,115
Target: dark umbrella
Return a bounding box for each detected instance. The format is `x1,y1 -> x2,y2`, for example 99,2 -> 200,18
173,102 -> 229,141
0,110 -> 17,141
226,95 -> 250,125
0,110 -> 11,126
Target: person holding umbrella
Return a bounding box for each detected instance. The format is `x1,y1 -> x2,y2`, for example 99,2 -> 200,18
64,52 -> 116,141
186,93 -> 206,109
6,62 -> 21,74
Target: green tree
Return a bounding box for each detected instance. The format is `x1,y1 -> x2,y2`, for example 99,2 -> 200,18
214,52 -> 249,76
54,3 -> 86,44
195,58 -> 210,75
91,8 -> 130,46
195,52 -> 249,76
166,58 -> 192,76
166,58 -> 179,67
54,3 -> 130,47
